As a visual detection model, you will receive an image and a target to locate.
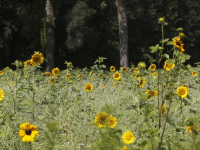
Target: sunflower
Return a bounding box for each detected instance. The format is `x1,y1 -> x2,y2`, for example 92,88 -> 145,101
192,71 -> 197,77
66,74 -> 72,78
11,81 -> 15,86
179,32 -> 185,38
163,60 -> 175,71
134,68 -> 139,73
140,78 -> 146,88
24,60 -> 33,68
135,73 -> 140,79
110,66 -> 116,72
122,67 -> 127,72
122,146 -> 128,150
149,64 -> 156,71
19,122 -> 39,142
49,78 -> 55,83
186,126 -> 193,133
176,86 -> 189,98
31,51 -> 44,66
113,72 -> 121,80
159,104 -> 167,115
78,75 -> 83,78
5,67 -> 9,69
138,62 -> 146,68
0,71 -> 4,75
52,68 -> 60,76
84,83 -> 93,92
100,84 -> 105,89
67,62 -> 73,68
173,37 -> 185,52
145,90 -> 158,97
94,112 -> 108,128
90,72 -> 94,76
0,88 -> 5,102
151,72 -> 158,77
45,72 -> 51,77
122,131 -> 135,144
107,115 -> 117,129
99,74 -> 103,78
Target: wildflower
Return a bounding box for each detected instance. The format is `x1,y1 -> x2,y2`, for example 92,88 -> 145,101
122,131 -> 135,144
145,90 -> 158,97
0,88 -> 5,102
11,81 -> 15,86
122,146 -> 128,150
151,72 -> 158,77
192,71 -> 197,77
158,17 -> 165,23
113,72 -> 121,80
179,32 -> 185,38
67,62 -> 73,68
84,83 -> 93,92
45,72 -> 51,76
0,71 -> 4,75
140,78 -> 146,88
110,66 -> 116,72
176,86 -> 189,98
100,84 -> 105,89
52,68 -> 60,76
113,82 -> 116,88
31,51 -> 44,66
122,67 -> 127,72
99,74 -> 103,78
173,37 -> 185,52
120,89 -> 123,93
78,75 -> 83,78
138,62 -> 146,68
149,64 -> 156,71
186,126 -> 193,133
25,75 -> 28,78
24,60 -> 33,68
107,115 -> 117,128
94,112 -> 108,128
159,104 -> 167,115
163,60 -> 175,71
19,122 -> 39,142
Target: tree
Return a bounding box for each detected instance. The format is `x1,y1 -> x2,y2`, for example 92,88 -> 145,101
116,0 -> 129,67
45,0 -> 55,72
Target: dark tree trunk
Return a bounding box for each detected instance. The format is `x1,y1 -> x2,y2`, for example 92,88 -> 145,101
45,0 -> 55,72
116,0 -> 129,67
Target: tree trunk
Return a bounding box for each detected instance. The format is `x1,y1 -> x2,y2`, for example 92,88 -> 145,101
116,0 -> 129,67
45,0 -> 55,72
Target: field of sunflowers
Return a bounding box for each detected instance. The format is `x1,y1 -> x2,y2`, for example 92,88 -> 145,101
0,18 -> 200,150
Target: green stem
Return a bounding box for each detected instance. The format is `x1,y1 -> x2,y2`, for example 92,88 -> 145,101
32,71 -> 35,121
14,67 -> 18,114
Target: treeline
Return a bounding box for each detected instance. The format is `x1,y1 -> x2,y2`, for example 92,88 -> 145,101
0,0 -> 200,70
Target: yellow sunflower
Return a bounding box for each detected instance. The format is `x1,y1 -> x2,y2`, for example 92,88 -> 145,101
78,75 -> 83,78
84,83 -> 93,92
159,104 -> 167,115
24,60 -> 33,68
163,60 -> 175,71
0,71 -> 4,75
179,32 -> 185,38
67,62 -> 73,68
145,90 -> 158,97
176,86 -> 189,98
94,112 -> 108,128
110,66 -> 116,72
149,64 -> 156,71
113,72 -> 121,80
99,74 -> 103,78
140,78 -> 146,88
45,72 -> 51,77
52,68 -> 60,76
134,68 -> 139,73
19,122 -> 39,142
192,71 -> 197,77
138,62 -> 146,68
122,146 -> 128,150
90,72 -> 94,76
186,126 -> 193,133
107,115 -> 117,129
135,73 -> 140,79
122,67 -> 127,72
0,88 -> 5,102
173,37 -> 185,52
31,51 -> 44,66
151,72 -> 158,77
100,84 -> 105,89
66,74 -> 72,78
49,78 -> 55,83
122,131 -> 135,144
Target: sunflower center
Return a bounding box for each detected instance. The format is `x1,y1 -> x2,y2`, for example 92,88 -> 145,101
86,86 -> 91,90
25,129 -> 32,135
179,90 -> 185,95
126,135 -> 132,141
33,56 -> 40,62
115,74 -> 119,78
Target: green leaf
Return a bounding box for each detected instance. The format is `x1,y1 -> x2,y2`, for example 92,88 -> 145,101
163,54 -> 169,59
